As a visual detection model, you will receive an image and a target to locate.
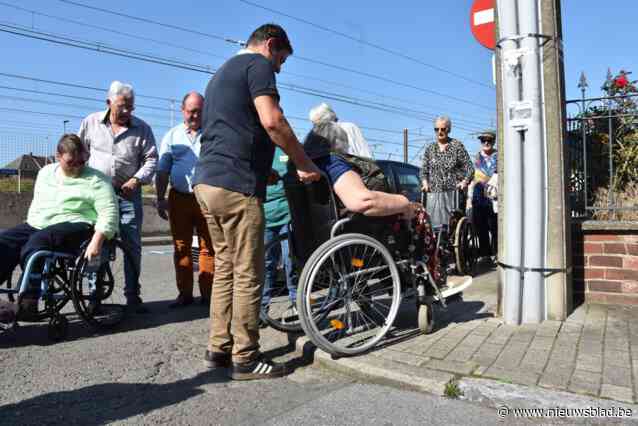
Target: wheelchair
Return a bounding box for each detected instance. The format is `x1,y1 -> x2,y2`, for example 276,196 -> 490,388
0,236 -> 134,341
424,190 -> 480,280
261,174 -> 474,357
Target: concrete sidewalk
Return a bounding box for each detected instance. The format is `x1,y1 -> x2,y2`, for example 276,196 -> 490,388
297,266 -> 638,408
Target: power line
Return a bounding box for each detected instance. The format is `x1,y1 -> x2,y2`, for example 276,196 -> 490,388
238,0 -> 493,90
0,72 -> 176,103
0,106 -> 171,130
0,1 -> 491,126
0,23 -> 485,132
0,93 -> 171,122
56,0 -> 494,110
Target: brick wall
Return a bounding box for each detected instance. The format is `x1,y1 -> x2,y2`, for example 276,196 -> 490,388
573,221 -> 638,305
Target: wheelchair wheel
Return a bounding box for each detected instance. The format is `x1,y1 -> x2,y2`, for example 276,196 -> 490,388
297,233 -> 401,357
260,232 -> 302,332
17,258 -> 74,323
454,217 -> 478,276
417,301 -> 434,334
71,239 -> 131,330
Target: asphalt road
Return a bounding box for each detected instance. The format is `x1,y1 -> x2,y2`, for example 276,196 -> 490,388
0,246 -> 606,425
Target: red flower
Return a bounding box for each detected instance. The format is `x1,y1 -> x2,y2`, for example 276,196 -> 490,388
615,74 -> 629,88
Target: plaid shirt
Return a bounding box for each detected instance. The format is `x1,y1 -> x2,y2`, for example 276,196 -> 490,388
78,110 -> 157,188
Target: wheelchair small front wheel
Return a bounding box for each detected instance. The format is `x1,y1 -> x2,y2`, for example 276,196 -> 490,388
417,301 -> 434,334
297,233 -> 402,357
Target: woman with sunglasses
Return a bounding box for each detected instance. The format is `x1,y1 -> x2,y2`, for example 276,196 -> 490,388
420,116 -> 474,228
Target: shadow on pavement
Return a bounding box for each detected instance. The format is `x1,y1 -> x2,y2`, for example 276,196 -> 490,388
0,299 -> 210,348
0,370 -> 229,425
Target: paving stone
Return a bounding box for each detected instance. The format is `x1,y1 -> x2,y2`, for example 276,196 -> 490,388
492,346 -> 528,369
471,343 -> 503,366
604,350 -> 631,368
483,366 -> 540,386
571,369 -> 602,385
520,350 -> 550,367
544,359 -> 576,375
578,341 -> 603,355
470,327 -> 496,337
560,323 -> 584,334
424,358 -> 477,375
600,384 -> 634,403
509,331 -> 536,344
445,347 -> 477,363
529,336 -> 556,348
605,340 -> 630,352
602,367 -> 633,388
535,326 -> 560,338
374,349 -> 428,367
539,370 -> 571,390
425,345 -> 456,360
568,377 -> 600,397
576,355 -> 603,374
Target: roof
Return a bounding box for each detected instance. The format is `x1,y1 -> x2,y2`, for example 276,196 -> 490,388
2,154 -> 55,173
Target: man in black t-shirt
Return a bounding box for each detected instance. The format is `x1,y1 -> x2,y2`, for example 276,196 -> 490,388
193,23 -> 320,380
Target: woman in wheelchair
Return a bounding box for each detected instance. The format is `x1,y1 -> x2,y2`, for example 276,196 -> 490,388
303,121 -> 419,220
0,134 -> 119,319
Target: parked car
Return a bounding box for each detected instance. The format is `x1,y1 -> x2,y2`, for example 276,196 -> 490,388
376,159 -> 422,202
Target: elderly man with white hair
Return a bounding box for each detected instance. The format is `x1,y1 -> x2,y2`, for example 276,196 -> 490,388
78,80 -> 158,312
308,103 -> 373,158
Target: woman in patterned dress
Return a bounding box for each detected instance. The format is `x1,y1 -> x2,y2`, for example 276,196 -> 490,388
420,116 -> 474,228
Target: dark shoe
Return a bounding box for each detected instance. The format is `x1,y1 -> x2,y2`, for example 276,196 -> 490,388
169,296 -> 194,309
204,350 -> 231,369
17,297 -> 39,322
126,296 -> 149,314
230,356 -> 288,380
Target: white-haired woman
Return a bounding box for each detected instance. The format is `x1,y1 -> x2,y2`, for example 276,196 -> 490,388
420,116 -> 474,228
308,103 -> 373,158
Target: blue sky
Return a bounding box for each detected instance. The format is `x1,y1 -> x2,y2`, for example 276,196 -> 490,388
0,0 -> 635,167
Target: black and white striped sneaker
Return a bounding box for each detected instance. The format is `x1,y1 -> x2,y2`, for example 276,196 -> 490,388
229,356 -> 287,380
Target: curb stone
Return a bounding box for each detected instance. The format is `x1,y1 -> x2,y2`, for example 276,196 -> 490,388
295,335 -> 455,396
459,377 -> 638,413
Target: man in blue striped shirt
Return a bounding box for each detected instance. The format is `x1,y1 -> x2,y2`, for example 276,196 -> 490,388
156,92 -> 214,309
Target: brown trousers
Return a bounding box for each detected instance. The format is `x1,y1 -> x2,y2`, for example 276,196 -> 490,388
194,184 -> 265,363
168,189 -> 214,301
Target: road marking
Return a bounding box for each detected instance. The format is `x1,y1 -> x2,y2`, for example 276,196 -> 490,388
473,8 -> 494,26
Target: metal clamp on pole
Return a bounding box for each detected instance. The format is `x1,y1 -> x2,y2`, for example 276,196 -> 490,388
496,261 -> 572,278
495,33 -> 555,49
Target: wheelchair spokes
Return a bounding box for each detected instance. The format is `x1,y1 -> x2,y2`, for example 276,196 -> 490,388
71,240 -> 129,330
297,234 -> 401,356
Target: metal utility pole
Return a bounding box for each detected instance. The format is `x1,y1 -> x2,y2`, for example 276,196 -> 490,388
496,0 -> 571,323
403,128 -> 409,163
497,0 -> 524,325
63,119 -> 69,134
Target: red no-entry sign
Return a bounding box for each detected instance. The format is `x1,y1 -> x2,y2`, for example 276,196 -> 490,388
470,0 -> 496,50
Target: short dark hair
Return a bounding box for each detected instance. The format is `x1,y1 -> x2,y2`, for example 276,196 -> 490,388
246,23 -> 293,55
181,91 -> 204,108
57,133 -> 87,157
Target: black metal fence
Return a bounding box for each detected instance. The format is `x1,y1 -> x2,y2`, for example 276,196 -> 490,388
565,91 -> 638,221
